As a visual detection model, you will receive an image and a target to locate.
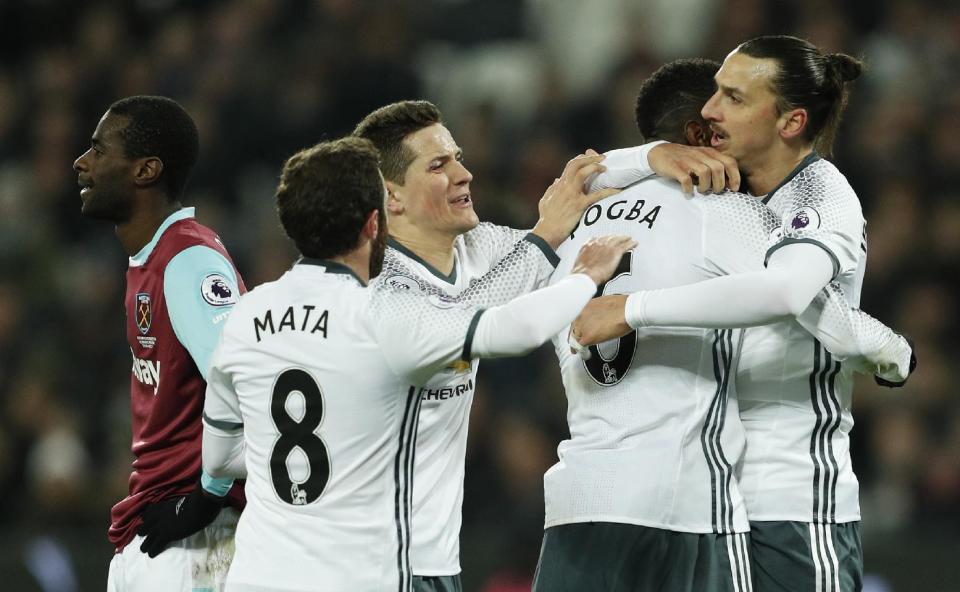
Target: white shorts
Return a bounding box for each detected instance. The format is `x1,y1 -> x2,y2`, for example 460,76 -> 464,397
107,507 -> 239,592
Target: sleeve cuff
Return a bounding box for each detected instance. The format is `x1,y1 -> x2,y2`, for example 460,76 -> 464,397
203,412 -> 243,432
624,291 -> 649,329
201,471 -> 234,497
524,232 -> 561,268
461,309 -> 486,361
765,238 -> 840,279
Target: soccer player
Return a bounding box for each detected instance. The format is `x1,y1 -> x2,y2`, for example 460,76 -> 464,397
200,136 -> 636,592
351,100 -> 739,592
74,96 -> 245,591
574,37 -> 915,591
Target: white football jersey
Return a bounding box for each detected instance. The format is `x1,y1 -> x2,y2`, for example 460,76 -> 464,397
204,260 -> 491,592
737,155 -> 868,523
377,222 -> 557,575
546,178 -> 777,534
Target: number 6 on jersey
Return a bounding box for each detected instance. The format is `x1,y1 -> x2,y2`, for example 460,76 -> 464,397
269,368 -> 330,505
583,251 -> 637,386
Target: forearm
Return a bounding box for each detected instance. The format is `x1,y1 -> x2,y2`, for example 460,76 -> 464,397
586,142 -> 662,191
202,421 -> 246,479
471,273 -> 596,357
797,283 -> 912,381
627,243 -> 833,329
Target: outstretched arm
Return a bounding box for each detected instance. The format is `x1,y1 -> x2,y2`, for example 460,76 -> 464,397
624,242 -> 833,329
588,141 -> 741,194
571,263 -> 914,383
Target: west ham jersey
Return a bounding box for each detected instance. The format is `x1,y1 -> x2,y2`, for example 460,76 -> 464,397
377,223 -> 557,575
204,259 -> 507,592
111,208 -> 245,550
546,179 -> 779,534
737,154 -> 868,523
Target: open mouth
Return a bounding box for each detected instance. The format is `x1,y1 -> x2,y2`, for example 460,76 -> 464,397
78,179 -> 94,197
450,194 -> 472,208
710,129 -> 728,148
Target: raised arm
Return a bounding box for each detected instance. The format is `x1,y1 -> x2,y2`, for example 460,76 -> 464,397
588,141 -> 741,194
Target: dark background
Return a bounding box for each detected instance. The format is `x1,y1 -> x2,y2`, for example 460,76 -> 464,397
0,1 -> 957,590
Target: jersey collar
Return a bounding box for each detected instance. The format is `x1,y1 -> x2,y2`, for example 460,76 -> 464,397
296,258 -> 366,286
386,237 -> 458,285
761,151 -> 821,205
129,207 -> 195,267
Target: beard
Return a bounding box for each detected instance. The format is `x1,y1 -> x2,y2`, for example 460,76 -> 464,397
81,184 -> 133,223
368,209 -> 388,279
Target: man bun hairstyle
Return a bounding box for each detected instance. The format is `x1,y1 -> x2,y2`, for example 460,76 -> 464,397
107,95 -> 199,199
276,136 -> 384,260
635,58 -> 721,144
352,100 -> 442,183
738,35 -> 864,156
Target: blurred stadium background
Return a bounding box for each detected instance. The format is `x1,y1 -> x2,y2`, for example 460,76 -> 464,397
0,0 -> 958,590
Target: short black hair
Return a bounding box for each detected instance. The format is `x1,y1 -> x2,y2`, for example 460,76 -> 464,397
276,137 -> 384,260
738,35 -> 863,156
107,95 -> 200,198
635,58 -> 721,143
352,100 -> 442,183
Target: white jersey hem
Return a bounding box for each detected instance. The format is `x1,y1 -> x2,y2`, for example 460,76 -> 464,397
745,511 -> 862,523
544,514 -> 750,534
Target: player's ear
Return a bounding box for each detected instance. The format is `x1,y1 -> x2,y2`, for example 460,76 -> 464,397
133,157 -> 163,188
384,180 -> 404,215
779,107 -> 807,142
361,209 -> 380,241
684,120 -> 709,147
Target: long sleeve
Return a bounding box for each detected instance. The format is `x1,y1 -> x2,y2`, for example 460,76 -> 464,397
201,355 -> 246,479
469,273 -> 597,358
375,274 -> 597,385
626,242 -> 834,329
797,283 -> 913,382
586,142 -> 663,191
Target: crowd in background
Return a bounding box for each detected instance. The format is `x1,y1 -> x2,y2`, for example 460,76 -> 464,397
1,0 -> 958,590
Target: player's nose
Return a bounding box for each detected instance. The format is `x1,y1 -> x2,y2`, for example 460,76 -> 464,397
701,92 -> 721,121
453,159 -> 473,185
74,150 -> 90,172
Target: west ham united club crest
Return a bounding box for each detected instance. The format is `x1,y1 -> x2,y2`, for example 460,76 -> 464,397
136,292 -> 152,335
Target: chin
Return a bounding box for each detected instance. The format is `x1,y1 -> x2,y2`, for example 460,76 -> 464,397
456,212 -> 480,233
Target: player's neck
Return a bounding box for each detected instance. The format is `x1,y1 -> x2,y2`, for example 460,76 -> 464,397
329,250 -> 371,285
116,196 -> 182,256
388,228 -> 457,276
745,145 -> 813,197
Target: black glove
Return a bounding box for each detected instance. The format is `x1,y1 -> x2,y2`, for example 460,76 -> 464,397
138,482 -> 226,558
875,335 -> 917,388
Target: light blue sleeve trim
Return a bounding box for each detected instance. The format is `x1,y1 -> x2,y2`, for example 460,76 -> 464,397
201,470 -> 233,497
164,245 -> 240,380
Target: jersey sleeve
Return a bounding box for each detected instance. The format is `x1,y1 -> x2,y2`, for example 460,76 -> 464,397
462,222 -> 531,268
586,142 -> 662,191
370,287 -> 484,385
701,193 -> 779,276
164,245 -> 241,379
454,233 -> 559,306
201,343 -> 246,479
765,162 -> 865,280
796,282 -> 913,381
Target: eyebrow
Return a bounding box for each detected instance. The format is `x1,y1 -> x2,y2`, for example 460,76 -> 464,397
426,149 -> 463,162
717,82 -> 744,96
